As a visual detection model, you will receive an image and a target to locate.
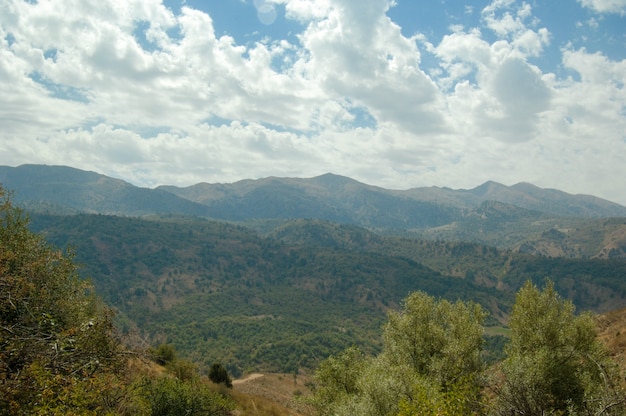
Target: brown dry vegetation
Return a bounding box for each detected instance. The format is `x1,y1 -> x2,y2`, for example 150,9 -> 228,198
595,306 -> 626,374
230,373 -> 315,416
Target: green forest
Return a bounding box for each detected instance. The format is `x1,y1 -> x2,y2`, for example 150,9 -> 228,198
2,183 -> 626,414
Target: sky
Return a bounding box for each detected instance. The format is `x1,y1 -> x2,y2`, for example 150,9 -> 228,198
1,0 -> 625,205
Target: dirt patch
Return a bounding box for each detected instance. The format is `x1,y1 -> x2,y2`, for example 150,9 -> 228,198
233,373 -> 265,385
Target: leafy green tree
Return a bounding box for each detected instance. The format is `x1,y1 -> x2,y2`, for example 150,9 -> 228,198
208,362 -> 232,388
312,346 -> 366,416
383,291 -> 486,389
493,280 -> 626,415
151,343 -> 177,366
312,291 -> 486,415
0,186 -> 124,414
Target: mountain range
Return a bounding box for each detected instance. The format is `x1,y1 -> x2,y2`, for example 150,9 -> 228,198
2,163 -> 625,219
2,163 -> 625,256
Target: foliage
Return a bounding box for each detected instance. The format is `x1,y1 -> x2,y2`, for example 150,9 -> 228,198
26,212 -> 626,375
208,362 -> 232,388
312,291 -> 487,416
312,346 -> 366,416
0,186 -> 126,414
150,344 -> 176,366
30,213 -> 504,374
383,291 -> 486,388
397,376 -> 481,416
492,280 -> 626,415
0,186 -> 246,415
314,284 -> 626,415
139,375 -> 234,416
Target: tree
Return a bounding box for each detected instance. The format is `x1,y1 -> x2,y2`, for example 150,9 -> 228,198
493,280 -> 626,415
312,291 -> 486,415
312,346 -> 366,416
0,186 -> 124,414
383,291 -> 486,389
141,375 -> 234,416
208,362 -> 232,388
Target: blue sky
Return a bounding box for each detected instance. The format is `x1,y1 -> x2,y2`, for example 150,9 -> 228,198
0,0 -> 625,204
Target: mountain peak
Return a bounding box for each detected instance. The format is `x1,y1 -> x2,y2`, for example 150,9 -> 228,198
469,181 -> 509,197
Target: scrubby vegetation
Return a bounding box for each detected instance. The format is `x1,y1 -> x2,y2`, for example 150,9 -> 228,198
26,213 -> 626,375
0,186 -> 234,415
312,284 -> 626,415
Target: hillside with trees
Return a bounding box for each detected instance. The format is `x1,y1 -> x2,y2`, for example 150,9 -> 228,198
3,181 -> 626,414
25,212 -> 626,377
0,186 -> 237,415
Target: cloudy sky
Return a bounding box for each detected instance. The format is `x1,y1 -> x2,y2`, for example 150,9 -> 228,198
1,0 -> 625,204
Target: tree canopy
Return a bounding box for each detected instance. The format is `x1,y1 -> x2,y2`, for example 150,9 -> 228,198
313,283 -> 626,415
313,291 -> 487,415
493,280 -> 625,415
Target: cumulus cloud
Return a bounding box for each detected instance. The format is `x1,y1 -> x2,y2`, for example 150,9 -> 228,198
0,0 -> 624,204
578,0 -> 626,14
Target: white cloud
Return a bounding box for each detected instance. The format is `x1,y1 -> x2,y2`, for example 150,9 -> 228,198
578,0 -> 626,14
0,0 -> 625,205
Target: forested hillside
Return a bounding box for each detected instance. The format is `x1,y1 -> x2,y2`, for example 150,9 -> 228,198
29,213 -> 626,376
0,187 -> 236,415
4,179 -> 626,414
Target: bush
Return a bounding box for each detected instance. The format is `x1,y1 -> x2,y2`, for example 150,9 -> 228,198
208,363 -> 233,388
0,186 -> 125,414
142,375 -> 234,416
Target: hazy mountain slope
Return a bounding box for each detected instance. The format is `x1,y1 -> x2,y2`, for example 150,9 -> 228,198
0,164 -> 209,216
399,180 -> 626,218
3,165 -> 625,222
161,174 -> 626,221
159,173 -> 461,228
3,164 -> 626,254
516,218 -> 626,259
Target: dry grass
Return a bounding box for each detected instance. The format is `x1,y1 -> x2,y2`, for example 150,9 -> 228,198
229,373 -> 315,416
596,307 -> 626,369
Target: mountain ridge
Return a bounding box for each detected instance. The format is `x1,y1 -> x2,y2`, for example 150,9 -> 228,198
2,164 -> 624,218
2,164 -> 626,249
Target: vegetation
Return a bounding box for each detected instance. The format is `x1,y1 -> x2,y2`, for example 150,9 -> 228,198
492,281 -> 625,415
209,363 -> 233,388
312,292 -> 487,415
2,178 -> 626,414
25,213 -> 626,375
312,283 -> 626,415
0,187 -> 124,414
0,186 -> 234,415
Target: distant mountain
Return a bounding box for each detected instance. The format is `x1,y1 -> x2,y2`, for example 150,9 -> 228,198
2,164 -> 626,250
160,174 -> 626,220
404,180 -> 626,218
0,164 -> 209,216
159,173 -> 460,228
